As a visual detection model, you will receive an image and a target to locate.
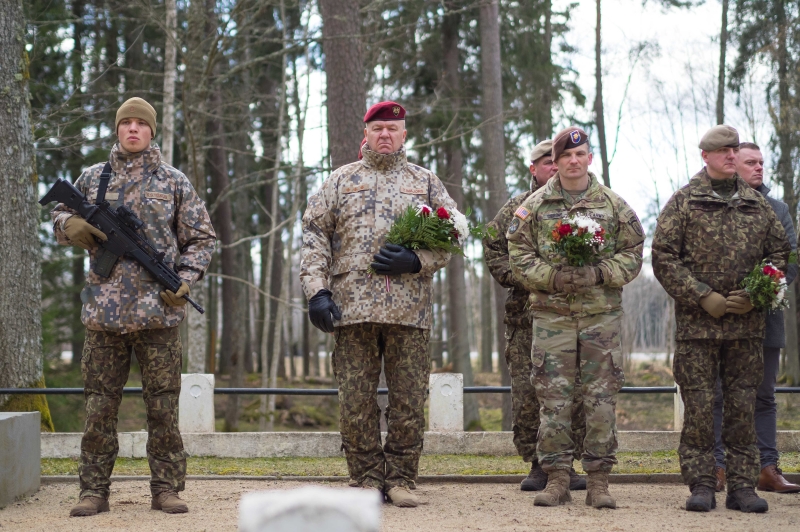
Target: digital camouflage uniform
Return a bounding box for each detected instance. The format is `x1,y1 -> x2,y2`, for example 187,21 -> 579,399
483,184 -> 586,464
300,146 -> 455,490
51,143 -> 216,499
507,173 -> 644,473
652,169 -> 790,492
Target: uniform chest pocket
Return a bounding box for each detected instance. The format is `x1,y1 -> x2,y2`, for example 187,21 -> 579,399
736,204 -> 759,215
689,202 -> 724,213
340,184 -> 374,221
143,190 -> 176,223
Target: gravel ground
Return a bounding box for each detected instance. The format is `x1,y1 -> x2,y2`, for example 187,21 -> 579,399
1,480 -> 799,531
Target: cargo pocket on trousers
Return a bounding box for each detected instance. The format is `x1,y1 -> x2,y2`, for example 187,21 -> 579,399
531,345 -> 545,368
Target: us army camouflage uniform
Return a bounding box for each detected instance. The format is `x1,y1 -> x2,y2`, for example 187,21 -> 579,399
652,168 -> 790,492
51,143 -> 216,499
483,184 -> 586,464
507,173 -> 644,473
300,146 -> 455,490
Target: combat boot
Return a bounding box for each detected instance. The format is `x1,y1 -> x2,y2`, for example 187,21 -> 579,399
386,486 -> 419,508
520,463 -> 547,491
151,491 -> 188,514
726,487 -> 768,513
569,468 -> 587,491
685,485 -> 716,512
585,471 -> 616,509
533,469 -> 571,507
69,496 -> 110,517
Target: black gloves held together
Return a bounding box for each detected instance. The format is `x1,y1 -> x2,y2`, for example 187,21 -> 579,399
308,289 -> 341,333
370,244 -> 422,275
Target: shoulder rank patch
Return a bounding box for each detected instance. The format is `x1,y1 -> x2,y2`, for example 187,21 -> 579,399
514,206 -> 531,220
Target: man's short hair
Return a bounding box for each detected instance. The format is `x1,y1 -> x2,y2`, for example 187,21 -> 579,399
739,142 -> 761,151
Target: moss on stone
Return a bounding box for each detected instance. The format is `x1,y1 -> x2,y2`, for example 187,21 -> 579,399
1,375 -> 55,432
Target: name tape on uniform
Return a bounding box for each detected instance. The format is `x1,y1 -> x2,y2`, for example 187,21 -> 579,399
400,186 -> 425,195
145,191 -> 172,201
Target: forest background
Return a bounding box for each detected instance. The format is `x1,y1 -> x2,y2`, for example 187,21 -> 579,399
3,0 -> 800,433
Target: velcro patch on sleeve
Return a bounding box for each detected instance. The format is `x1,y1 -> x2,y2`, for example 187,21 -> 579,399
514,206 -> 531,220
145,191 -> 172,201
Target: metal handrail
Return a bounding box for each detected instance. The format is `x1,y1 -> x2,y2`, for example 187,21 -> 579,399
3,386 -> 800,395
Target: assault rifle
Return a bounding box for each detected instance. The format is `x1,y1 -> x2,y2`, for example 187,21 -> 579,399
39,177 -> 204,314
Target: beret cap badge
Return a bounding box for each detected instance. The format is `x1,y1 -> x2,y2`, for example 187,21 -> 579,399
570,130 -> 581,143
393,106 -> 400,116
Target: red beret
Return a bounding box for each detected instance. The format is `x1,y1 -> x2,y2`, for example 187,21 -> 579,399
358,138 -> 367,160
552,126 -> 589,160
364,101 -> 406,123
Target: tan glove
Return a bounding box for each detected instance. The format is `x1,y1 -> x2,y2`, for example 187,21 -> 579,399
699,291 -> 727,318
572,266 -> 602,290
160,282 -> 190,307
726,289 -> 754,315
64,215 -> 107,250
553,267 -> 579,294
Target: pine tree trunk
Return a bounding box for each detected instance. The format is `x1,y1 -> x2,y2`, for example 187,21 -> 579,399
537,0 -> 554,141
594,0 -> 611,187
0,0 -> 54,431
443,2 -> 480,428
183,0 -> 214,373
319,0 -> 366,169
776,2 -> 800,384
161,0 -> 178,164
716,0 -> 729,125
479,0 -> 512,430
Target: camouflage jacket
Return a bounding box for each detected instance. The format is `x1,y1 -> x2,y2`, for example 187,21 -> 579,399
300,146 -> 455,329
51,144 -> 216,333
507,173 -> 644,317
652,168 -> 790,340
483,180 -> 540,327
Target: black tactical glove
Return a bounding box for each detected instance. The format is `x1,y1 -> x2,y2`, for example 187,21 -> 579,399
308,289 -> 341,333
370,243 -> 422,275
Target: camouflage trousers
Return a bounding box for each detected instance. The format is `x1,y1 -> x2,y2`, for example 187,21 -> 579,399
79,327 -> 186,499
505,324 -> 586,463
333,323 -> 430,491
531,311 -> 625,473
674,339 -> 762,492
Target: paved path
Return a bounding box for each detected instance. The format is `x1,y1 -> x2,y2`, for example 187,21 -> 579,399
1,480 -> 799,531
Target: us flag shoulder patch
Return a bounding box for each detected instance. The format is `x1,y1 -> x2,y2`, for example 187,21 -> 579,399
514,206 -> 531,220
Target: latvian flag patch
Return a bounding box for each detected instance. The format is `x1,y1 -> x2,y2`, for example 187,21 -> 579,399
514,206 -> 531,220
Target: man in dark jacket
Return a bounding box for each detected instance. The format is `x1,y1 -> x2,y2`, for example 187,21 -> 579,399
712,142 -> 800,494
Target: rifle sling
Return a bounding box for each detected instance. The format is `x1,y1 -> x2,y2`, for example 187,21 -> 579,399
96,162 -> 113,205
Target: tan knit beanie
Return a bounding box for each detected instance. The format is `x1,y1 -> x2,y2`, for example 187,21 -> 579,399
116,97 -> 157,139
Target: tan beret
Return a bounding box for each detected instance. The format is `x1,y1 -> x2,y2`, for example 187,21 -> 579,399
116,97 -> 157,139
552,126 -> 589,160
699,124 -> 739,151
530,139 -> 553,163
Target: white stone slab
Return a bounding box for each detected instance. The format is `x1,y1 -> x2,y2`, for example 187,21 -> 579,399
239,486 -> 381,532
428,373 -> 463,431
180,374 -> 215,433
0,413 -> 41,508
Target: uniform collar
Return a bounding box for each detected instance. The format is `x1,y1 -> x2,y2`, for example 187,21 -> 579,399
110,142 -> 162,176
360,145 -> 407,172
689,168 -> 759,203
541,171 -> 604,204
